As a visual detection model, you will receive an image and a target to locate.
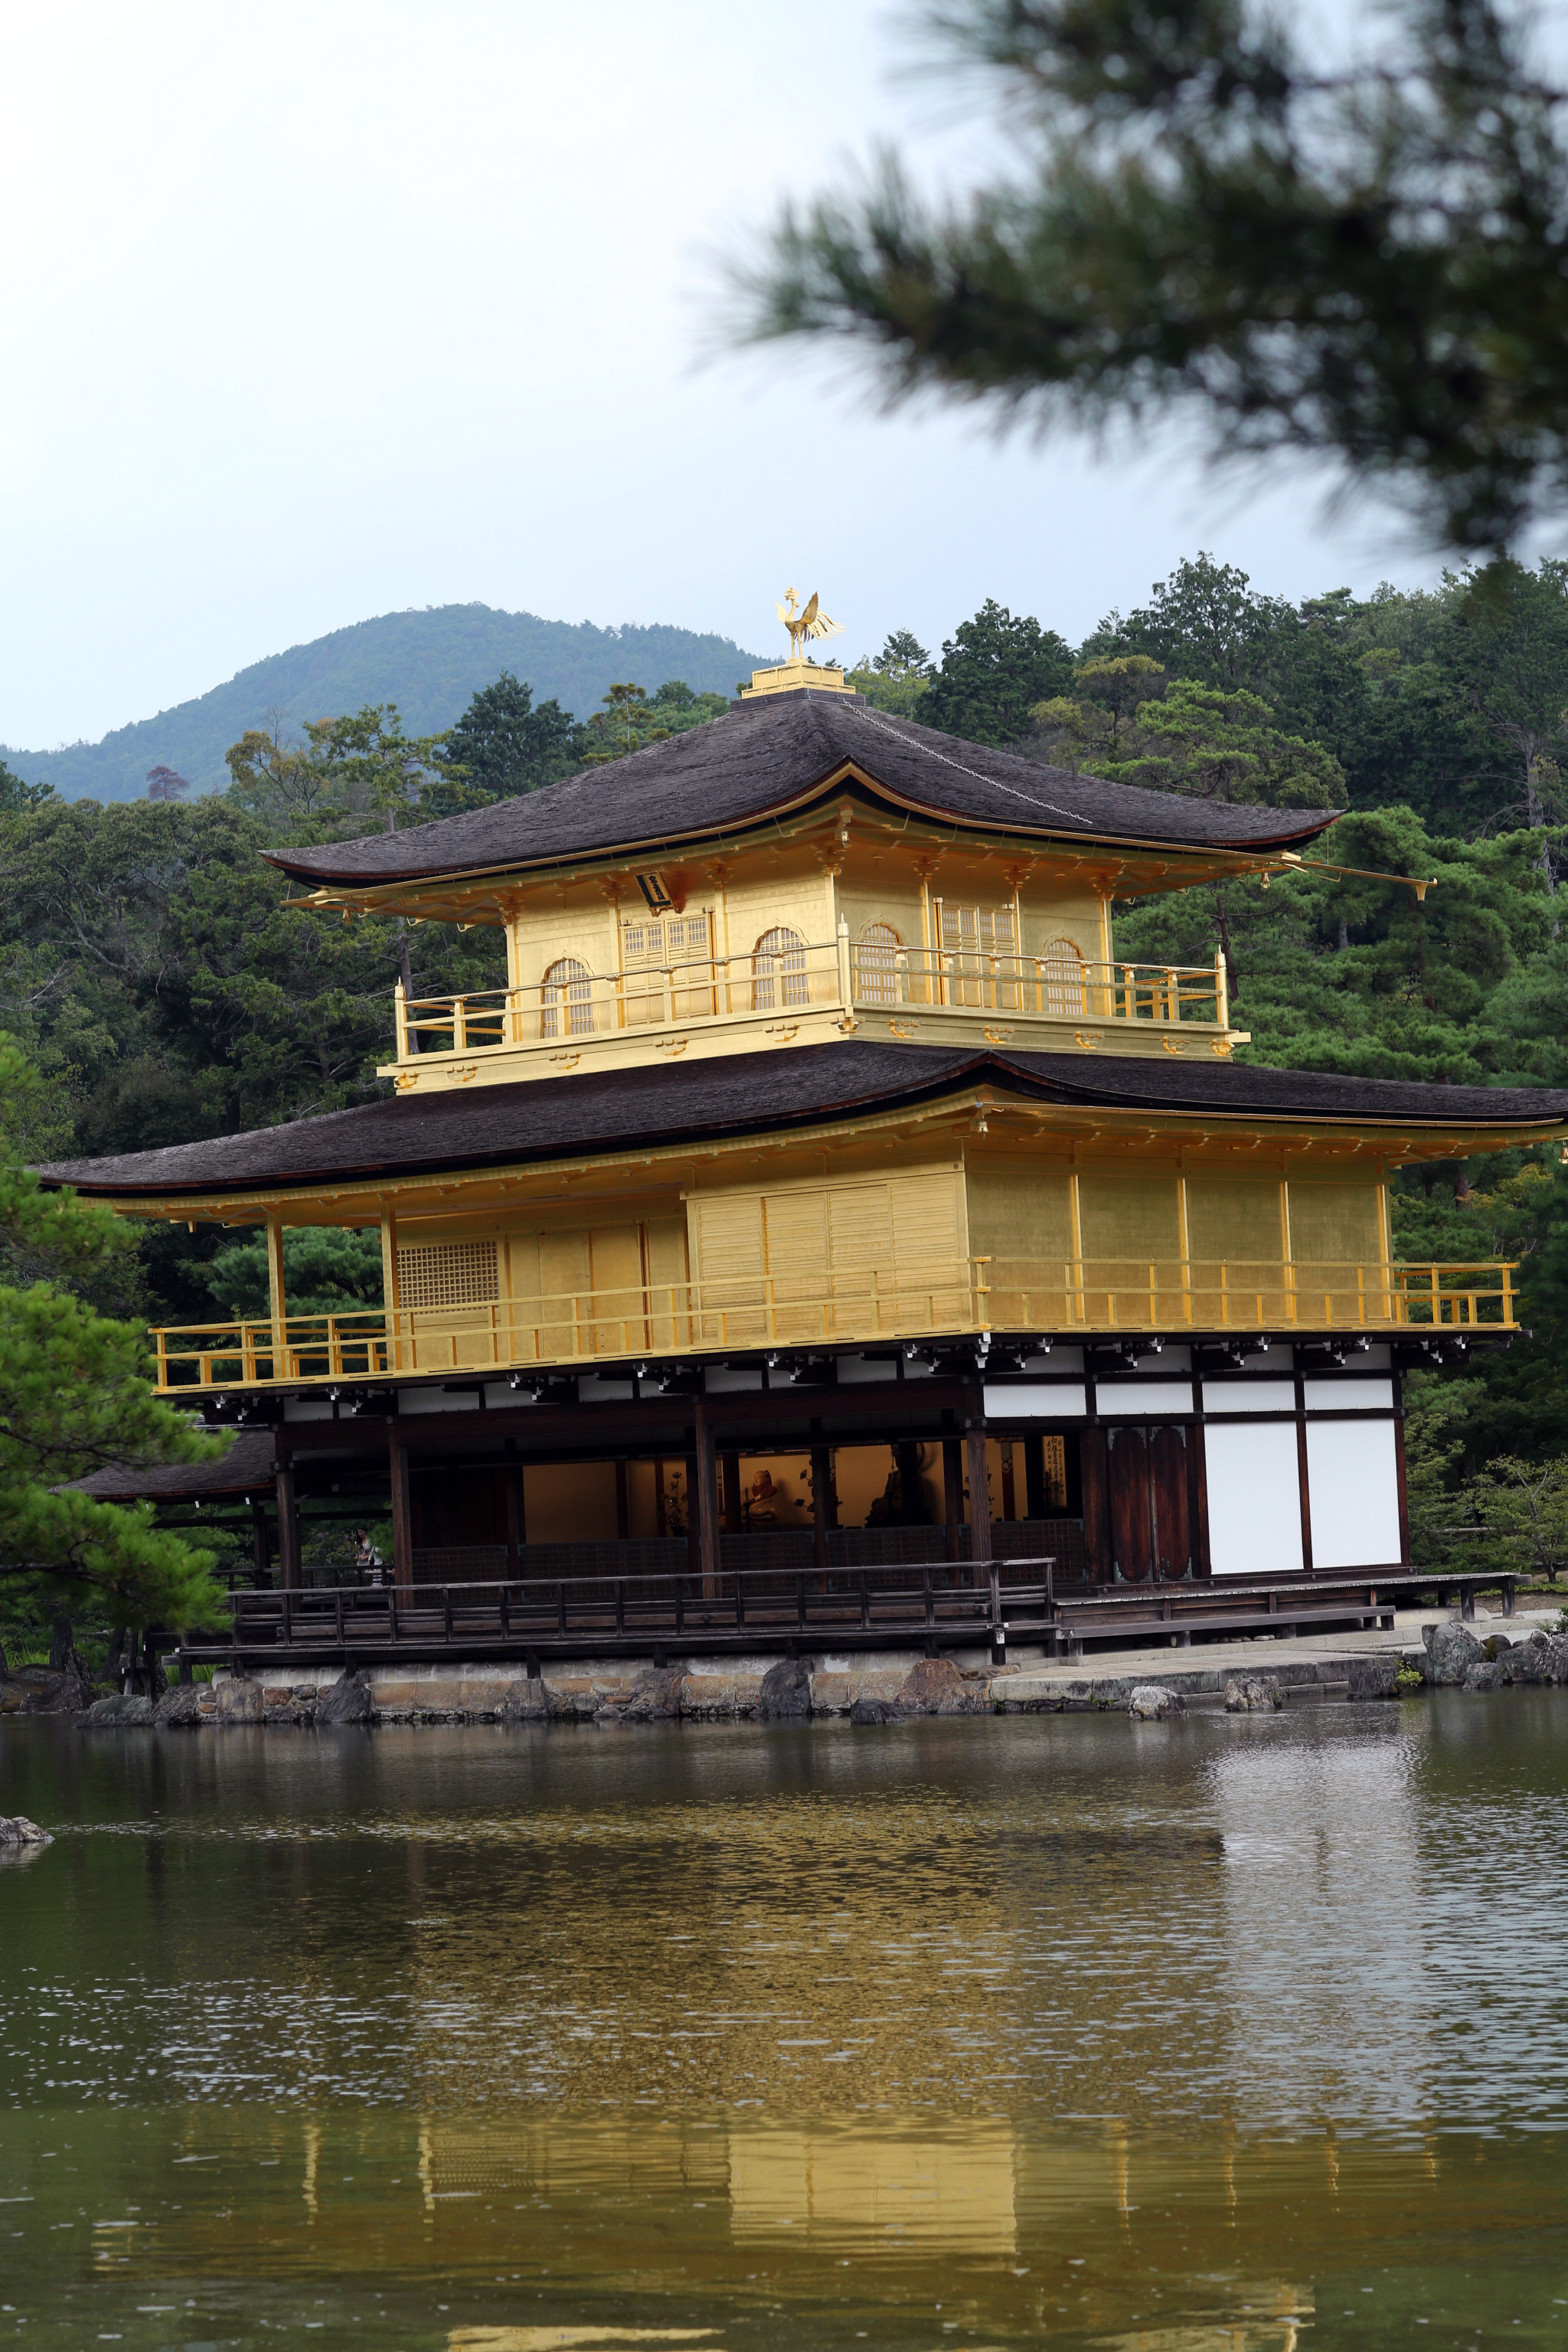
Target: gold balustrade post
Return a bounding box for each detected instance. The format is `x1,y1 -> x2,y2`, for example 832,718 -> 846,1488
452,993 -> 467,1053
265,1207 -> 286,1380
836,916 -> 853,1011
394,978 -> 409,1060
1214,943 -> 1230,1031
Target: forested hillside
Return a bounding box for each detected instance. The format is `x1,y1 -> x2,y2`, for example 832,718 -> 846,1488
5,551 -> 1568,1557
1,606 -> 766,804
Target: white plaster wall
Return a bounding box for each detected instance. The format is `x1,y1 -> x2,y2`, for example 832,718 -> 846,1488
1204,1420 -> 1304,1577
1305,1419 -> 1404,1567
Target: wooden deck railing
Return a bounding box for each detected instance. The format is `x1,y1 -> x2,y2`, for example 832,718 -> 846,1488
146,1256 -> 1518,1392
390,931 -> 1232,1062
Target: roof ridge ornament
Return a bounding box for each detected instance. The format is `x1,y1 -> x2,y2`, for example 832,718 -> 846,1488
740,585 -> 856,702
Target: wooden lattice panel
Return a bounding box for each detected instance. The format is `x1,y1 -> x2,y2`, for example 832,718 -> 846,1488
396,1238 -> 499,1311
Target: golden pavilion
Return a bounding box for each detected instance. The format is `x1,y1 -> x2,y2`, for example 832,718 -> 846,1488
49,614 -> 1567,1666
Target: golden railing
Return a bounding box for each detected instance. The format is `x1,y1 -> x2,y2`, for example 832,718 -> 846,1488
849,945 -> 1228,1024
391,936 -> 1231,1057
147,1256 -> 1517,1391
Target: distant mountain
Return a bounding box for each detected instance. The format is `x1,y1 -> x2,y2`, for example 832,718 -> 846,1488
3,604 -> 769,804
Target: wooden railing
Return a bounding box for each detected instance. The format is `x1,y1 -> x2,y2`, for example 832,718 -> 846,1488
146,1256 -> 1518,1391
390,931 -> 1231,1060
184,1557 -> 1057,1658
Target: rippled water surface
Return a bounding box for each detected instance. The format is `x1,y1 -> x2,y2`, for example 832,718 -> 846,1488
3,1698 -> 1568,2347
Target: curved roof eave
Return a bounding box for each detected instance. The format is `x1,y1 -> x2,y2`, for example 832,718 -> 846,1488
263,758 -> 1339,893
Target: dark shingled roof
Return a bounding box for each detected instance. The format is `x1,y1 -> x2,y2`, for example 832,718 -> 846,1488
66,1429 -> 275,1501
266,690 -> 1340,886
38,1044 -> 1568,1198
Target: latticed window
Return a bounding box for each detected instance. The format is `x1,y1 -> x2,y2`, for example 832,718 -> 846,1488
1040,935 -> 1086,1018
621,911 -> 713,1024
541,955 -> 593,1039
937,902 -> 1018,1008
396,1239 -> 499,1310
752,924 -> 808,1012
856,920 -> 903,1006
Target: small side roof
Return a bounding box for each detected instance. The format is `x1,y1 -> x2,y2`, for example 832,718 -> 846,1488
65,1428 -> 275,1502
265,691 -> 1340,888
38,1044 -> 1568,1199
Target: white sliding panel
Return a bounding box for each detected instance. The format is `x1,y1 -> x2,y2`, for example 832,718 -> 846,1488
1204,1420 -> 1304,1578
1305,1419 -> 1403,1568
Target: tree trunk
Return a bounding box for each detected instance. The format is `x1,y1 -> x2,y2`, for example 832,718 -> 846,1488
49,1608 -> 72,1671
1214,891 -> 1240,1001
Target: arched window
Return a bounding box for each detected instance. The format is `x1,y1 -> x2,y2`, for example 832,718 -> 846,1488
855,920 -> 903,1007
1040,936 -> 1086,1019
752,925 -> 808,1013
541,955 -> 593,1039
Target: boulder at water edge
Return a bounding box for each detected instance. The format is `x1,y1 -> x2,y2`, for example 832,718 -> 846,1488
1498,1631 -> 1568,1684
849,1696 -> 900,1725
212,1678 -> 263,1723
757,1658 -> 814,1720
0,1816 -> 51,1847
897,1656 -> 989,1715
1422,1620 -> 1484,1685
315,1671 -> 374,1726
1128,1684 -> 1184,1719
1346,1655 -> 1403,1699
1224,1675 -> 1282,1713
78,1693 -> 155,1728
153,1684 -> 207,1727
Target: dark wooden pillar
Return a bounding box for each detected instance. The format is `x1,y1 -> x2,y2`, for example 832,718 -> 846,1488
1190,1419 -> 1211,1578
692,1405 -> 721,1593
811,1443 -> 834,1573
942,1437 -> 963,1565
1295,1373 -> 1315,1573
274,1456 -> 301,1590
1023,1433 -> 1047,1520
1393,1367 -> 1411,1564
896,1441 -> 923,1526
504,1448 -> 526,1576
250,1498 -> 273,1588
389,1432 -> 414,1597
965,1425 -> 990,1566
1000,1439 -> 1017,1521
685,1450 -> 702,1584
1080,1425 -> 1112,1584
615,1458 -> 631,1540
722,1451 -> 743,1534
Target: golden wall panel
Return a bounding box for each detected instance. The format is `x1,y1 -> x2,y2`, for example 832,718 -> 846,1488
688,1168 -> 968,1349
1287,1178 -> 1390,1322
1076,1165 -> 1184,1328
1184,1173 -> 1289,1324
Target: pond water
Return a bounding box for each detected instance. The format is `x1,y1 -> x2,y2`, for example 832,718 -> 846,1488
2,1699 -> 1568,2349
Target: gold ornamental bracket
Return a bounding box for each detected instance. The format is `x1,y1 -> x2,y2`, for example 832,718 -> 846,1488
1251,848 -> 1438,899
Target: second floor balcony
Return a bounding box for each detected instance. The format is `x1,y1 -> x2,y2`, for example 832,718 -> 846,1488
384,926 -> 1248,1089
147,1256 -> 1516,1395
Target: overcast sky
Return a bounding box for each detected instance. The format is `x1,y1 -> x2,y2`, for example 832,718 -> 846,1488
1,0 -> 1472,750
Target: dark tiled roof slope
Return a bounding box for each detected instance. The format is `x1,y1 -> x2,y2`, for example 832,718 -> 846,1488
65,1429 -> 276,1500
267,691 -> 1340,885
38,1044 -> 1568,1197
